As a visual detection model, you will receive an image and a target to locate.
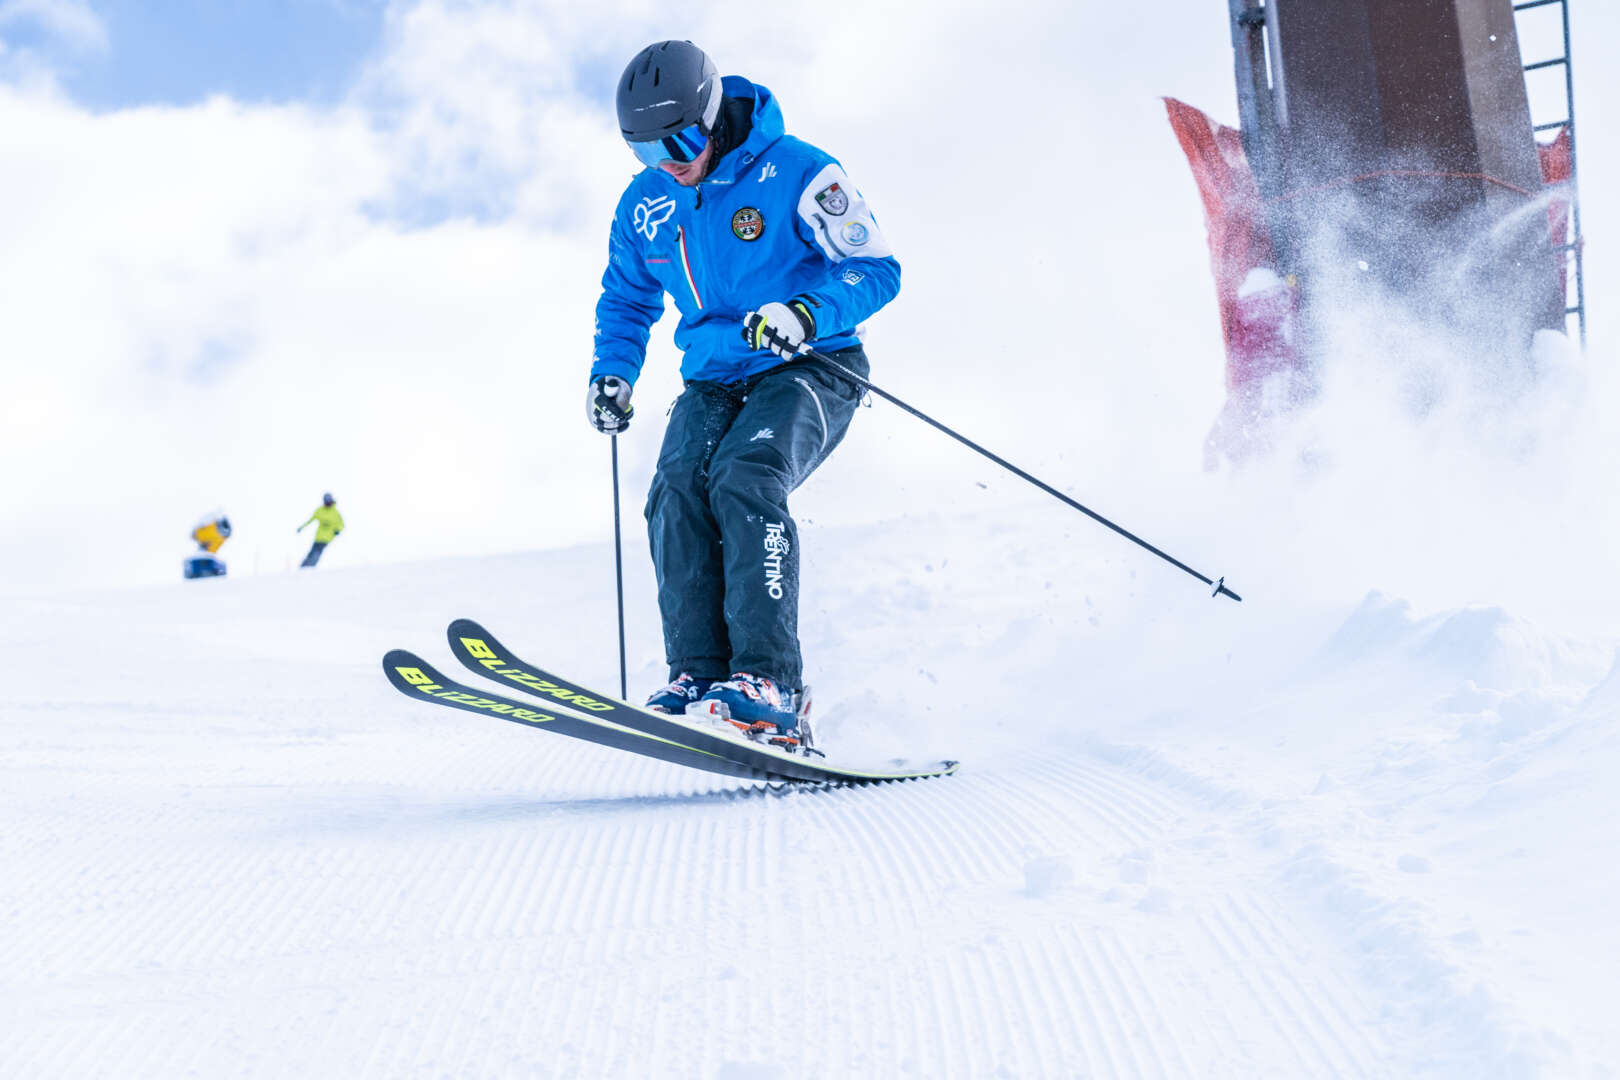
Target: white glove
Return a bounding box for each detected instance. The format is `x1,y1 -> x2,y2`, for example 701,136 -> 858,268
741,297 -> 818,359
586,376 -> 634,434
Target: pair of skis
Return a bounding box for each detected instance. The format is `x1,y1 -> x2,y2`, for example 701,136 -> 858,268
383,619 -> 958,785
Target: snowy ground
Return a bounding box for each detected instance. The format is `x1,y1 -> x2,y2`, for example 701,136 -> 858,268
3,504 -> 1616,1078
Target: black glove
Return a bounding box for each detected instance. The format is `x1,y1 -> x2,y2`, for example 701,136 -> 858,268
741,297 -> 817,359
587,376 -> 634,434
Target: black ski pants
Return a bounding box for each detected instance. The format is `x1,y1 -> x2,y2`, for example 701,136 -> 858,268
300,541 -> 328,568
646,347 -> 869,691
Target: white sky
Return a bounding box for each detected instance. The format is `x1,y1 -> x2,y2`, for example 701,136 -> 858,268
0,0 -> 1616,605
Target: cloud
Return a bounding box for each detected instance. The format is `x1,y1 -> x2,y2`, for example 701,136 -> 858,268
0,0 -> 107,52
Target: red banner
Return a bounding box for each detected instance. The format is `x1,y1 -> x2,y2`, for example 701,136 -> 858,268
1166,98 -> 1307,467
1537,125 -> 1572,303
1163,97 -> 1277,384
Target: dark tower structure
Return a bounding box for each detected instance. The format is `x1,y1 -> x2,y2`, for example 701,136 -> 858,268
1228,0 -> 1583,347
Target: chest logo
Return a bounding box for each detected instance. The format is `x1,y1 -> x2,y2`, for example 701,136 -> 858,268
633,196 -> 677,241
814,183 -> 848,216
731,206 -> 765,242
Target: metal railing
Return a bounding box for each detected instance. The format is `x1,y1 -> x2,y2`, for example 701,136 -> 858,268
1514,0 -> 1587,345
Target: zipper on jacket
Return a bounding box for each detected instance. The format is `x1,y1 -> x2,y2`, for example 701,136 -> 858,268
676,225 -> 703,310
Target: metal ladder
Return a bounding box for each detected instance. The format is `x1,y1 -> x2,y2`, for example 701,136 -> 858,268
1515,0 -> 1587,345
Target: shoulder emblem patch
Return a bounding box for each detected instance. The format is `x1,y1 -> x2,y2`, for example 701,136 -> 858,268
731,206 -> 765,241
840,221 -> 870,247
814,183 -> 849,216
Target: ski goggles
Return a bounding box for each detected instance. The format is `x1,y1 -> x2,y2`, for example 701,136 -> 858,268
627,120 -> 709,168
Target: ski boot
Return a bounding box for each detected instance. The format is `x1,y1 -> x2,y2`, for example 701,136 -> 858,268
693,673 -> 823,755
644,673 -> 716,715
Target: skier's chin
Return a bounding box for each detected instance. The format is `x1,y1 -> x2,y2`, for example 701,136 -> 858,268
659,146 -> 711,187
663,162 -> 704,186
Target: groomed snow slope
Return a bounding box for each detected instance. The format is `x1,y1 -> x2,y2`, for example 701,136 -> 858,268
3,510 -> 1617,1078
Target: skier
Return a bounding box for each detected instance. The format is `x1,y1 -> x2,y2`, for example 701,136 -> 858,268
587,40 -> 900,746
297,493 -> 344,568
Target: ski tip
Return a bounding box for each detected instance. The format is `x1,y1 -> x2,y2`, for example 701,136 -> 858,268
383,648 -> 447,684
382,649 -> 423,692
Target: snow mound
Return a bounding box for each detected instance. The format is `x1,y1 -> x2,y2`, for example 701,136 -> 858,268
1582,650 -> 1620,714
1309,590 -> 1609,693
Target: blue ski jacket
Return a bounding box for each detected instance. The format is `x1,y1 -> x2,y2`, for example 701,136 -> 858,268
591,77 -> 900,387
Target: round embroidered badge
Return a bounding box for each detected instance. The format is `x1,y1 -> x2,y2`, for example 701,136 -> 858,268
731,207 -> 765,241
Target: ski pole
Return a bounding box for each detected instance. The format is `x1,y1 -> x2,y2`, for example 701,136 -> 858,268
802,348 -> 1242,603
610,435 -> 629,697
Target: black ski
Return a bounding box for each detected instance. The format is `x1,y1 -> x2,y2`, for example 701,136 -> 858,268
383,650 -> 775,783
444,618 -> 960,785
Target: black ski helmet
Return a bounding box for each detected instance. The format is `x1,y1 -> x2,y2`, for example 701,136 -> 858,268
322,492 -> 334,506
615,40 -> 721,144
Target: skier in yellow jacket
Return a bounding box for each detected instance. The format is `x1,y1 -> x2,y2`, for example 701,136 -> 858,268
297,493 -> 345,568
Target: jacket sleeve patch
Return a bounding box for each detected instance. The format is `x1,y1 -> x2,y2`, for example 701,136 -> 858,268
797,162 -> 893,262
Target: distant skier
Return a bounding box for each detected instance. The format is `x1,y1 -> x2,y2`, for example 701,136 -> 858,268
587,40 -> 900,745
297,493 -> 344,568
184,512 -> 231,579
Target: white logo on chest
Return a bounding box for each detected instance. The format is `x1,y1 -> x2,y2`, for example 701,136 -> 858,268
633,196 -> 677,240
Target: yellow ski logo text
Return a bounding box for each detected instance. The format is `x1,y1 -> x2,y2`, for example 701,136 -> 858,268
456,638 -> 615,712
393,666 -> 555,725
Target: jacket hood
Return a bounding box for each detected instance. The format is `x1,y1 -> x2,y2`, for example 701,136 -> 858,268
715,75 -> 783,174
